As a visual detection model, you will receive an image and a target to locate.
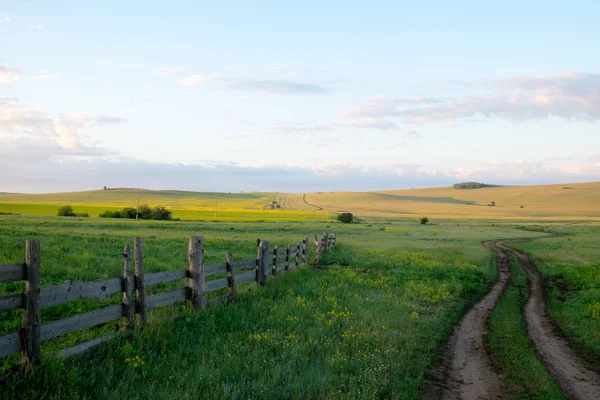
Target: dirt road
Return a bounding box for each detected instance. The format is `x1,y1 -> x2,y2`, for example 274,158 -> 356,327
497,241 -> 600,400
421,241 -> 508,400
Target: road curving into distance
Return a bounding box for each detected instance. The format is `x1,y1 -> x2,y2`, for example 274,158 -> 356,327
422,238 -> 600,400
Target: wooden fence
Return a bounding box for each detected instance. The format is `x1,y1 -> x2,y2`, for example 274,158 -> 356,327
0,232 -> 337,365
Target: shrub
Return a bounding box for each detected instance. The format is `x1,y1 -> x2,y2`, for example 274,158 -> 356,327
75,213 -> 89,218
337,212 -> 354,223
488,201 -> 496,207
420,217 -> 429,225
100,205 -> 174,221
453,182 -> 487,189
57,205 -> 76,217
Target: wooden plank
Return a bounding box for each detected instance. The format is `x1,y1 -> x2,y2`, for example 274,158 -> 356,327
206,277 -> 229,292
0,332 -> 21,359
237,270 -> 256,285
295,241 -> 301,268
55,333 -> 117,359
226,251 -> 237,300
134,237 -> 147,327
122,244 -> 134,331
272,246 -> 278,276
205,263 -> 227,277
187,236 -> 205,310
40,304 -> 122,341
0,293 -> 24,313
232,259 -> 255,270
23,238 -> 41,364
40,278 -> 122,309
146,288 -> 187,310
145,270 -> 187,287
302,238 -> 308,265
266,248 -> 275,256
0,263 -> 25,283
276,266 -> 286,275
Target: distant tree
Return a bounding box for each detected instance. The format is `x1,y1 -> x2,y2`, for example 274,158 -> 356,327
75,213 -> 89,218
57,205 -> 76,217
138,204 -> 152,219
453,182 -> 487,189
103,186 -> 108,190
420,217 -> 429,224
337,212 -> 354,224
488,201 -> 496,207
120,207 -> 137,219
151,205 -> 172,220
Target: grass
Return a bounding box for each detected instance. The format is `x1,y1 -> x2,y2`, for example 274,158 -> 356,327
511,224 -> 600,370
0,215 -> 546,398
488,251 -> 564,399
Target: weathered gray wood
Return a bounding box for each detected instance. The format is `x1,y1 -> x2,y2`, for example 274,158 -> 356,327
0,293 -> 24,312
272,246 -> 278,276
41,304 -> 122,341
146,288 -> 187,310
302,237 -> 308,265
285,246 -> 290,271
206,277 -> 229,292
0,263 -> 25,282
237,270 -> 256,285
122,244 -> 134,331
145,270 -> 187,287
205,263 -> 227,277
232,259 -> 255,270
40,278 -> 122,309
226,251 -> 238,300
258,240 -> 269,285
23,239 -> 41,364
276,266 -> 285,274
187,236 -> 205,309
266,248 -> 275,256
0,332 -> 20,359
55,333 -> 117,359
134,237 -> 146,327
295,241 -> 301,268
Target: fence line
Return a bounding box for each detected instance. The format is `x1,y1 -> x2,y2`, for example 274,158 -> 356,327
0,232 -> 336,365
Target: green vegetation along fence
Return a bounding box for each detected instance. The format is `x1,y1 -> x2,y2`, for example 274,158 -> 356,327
0,232 -> 337,366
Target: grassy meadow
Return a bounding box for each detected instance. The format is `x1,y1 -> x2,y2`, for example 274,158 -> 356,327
1,183 -> 599,398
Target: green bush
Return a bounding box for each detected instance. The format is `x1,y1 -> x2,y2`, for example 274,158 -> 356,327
420,217 -> 429,225
100,205 -> 174,220
57,205 -> 76,217
337,212 -> 354,223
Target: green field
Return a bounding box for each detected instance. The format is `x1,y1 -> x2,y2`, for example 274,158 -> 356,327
1,184 -> 599,398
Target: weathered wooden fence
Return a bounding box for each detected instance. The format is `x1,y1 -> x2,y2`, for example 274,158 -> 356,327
0,232 -> 337,365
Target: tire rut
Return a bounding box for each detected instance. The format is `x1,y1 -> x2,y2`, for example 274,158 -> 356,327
421,241 -> 508,400
497,241 -> 600,400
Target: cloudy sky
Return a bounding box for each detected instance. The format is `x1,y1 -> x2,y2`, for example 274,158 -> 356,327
1,1 -> 599,193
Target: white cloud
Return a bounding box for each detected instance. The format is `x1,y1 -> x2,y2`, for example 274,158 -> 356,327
0,12 -> 9,23
31,70 -> 59,81
0,65 -> 21,85
223,80 -> 329,94
152,65 -> 184,75
29,24 -> 44,30
343,73 -> 600,124
179,73 -> 222,87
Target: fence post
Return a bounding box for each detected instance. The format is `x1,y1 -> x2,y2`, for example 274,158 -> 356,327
122,244 -> 134,331
331,233 -> 336,249
272,246 -> 278,276
22,238 -> 41,364
226,251 -> 237,301
285,245 -> 290,271
134,237 -> 147,327
302,238 -> 308,265
187,236 -> 205,310
295,241 -> 301,268
258,240 -> 269,285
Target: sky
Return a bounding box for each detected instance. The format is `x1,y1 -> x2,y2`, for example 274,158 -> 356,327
1,1 -> 599,193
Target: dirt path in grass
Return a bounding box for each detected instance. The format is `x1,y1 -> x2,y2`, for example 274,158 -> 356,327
497,241 -> 600,400
421,240 -> 508,400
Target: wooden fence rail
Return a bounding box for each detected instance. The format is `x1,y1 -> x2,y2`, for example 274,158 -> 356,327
0,232 -> 336,365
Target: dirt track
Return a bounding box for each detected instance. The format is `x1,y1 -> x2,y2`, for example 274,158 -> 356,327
497,241 -> 600,400
421,241 -> 508,400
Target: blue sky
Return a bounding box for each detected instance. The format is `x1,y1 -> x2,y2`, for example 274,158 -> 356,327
1,1 -> 599,193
